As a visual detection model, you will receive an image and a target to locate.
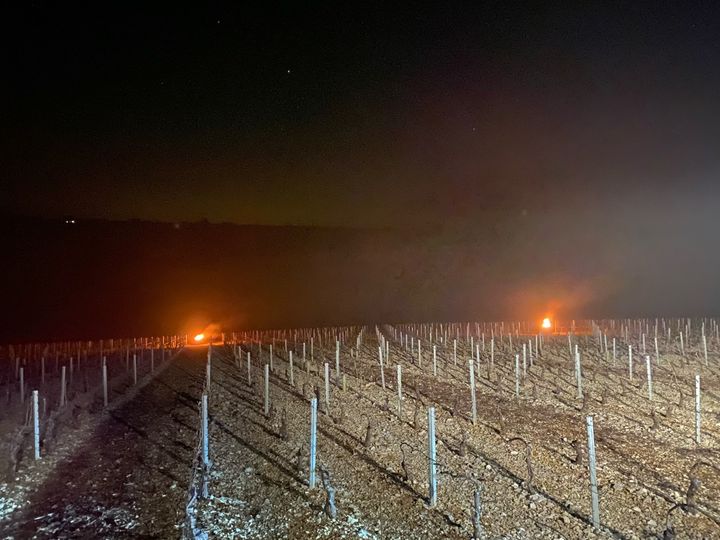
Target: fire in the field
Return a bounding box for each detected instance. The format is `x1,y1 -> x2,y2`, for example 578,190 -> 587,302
194,333 -> 205,342
541,318 -> 552,329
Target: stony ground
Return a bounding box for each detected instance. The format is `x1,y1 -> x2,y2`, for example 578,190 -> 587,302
1,347 -> 205,539
194,330 -> 719,539
1,326 -> 718,539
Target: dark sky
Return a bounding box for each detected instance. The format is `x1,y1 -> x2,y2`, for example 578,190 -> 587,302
4,3 -> 720,338
5,2 -> 720,227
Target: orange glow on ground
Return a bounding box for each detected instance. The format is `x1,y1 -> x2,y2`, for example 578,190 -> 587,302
194,333 -> 205,342
541,318 -> 552,329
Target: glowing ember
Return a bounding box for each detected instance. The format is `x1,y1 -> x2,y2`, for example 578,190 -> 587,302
194,333 -> 205,342
541,318 -> 552,329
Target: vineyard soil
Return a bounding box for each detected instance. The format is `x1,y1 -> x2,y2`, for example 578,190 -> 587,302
1,348 -> 205,539
194,330 -> 719,539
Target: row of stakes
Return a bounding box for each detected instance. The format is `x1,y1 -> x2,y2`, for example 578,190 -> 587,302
25,348 -> 173,461
195,338 -> 698,534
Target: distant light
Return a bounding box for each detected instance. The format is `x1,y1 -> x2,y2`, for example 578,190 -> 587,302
194,333 -> 205,342
65,219 -> 76,224
542,318 -> 552,329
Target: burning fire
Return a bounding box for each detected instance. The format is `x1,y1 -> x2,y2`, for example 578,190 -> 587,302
194,333 -> 205,342
541,318 -> 552,329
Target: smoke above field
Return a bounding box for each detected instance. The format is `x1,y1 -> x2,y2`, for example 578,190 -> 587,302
4,183 -> 720,342
4,5 -> 720,339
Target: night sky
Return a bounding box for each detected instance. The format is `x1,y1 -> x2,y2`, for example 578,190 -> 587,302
4,3 -> 720,338
6,3 -> 720,227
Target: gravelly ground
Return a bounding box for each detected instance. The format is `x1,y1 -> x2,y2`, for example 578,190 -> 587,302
193,329 -> 719,539
1,347 -> 205,539
1,325 -> 718,539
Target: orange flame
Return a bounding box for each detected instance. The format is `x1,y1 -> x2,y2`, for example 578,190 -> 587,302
194,333 -> 205,342
541,318 -> 552,329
